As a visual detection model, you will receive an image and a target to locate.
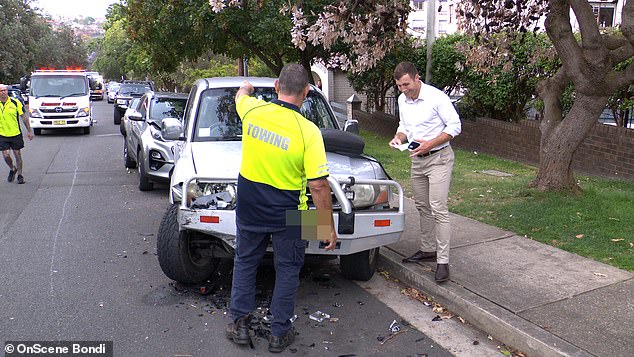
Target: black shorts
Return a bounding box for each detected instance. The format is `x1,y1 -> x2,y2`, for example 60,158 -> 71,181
0,134 -> 24,151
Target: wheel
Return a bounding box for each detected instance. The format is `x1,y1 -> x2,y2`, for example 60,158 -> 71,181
137,149 -> 153,191
120,119 -> 126,136
83,126 -> 90,135
114,108 -> 122,125
33,128 -> 42,135
157,203 -> 217,283
340,247 -> 379,281
123,140 -> 136,169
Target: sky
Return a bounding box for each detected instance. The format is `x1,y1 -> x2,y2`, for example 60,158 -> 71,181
32,0 -> 119,19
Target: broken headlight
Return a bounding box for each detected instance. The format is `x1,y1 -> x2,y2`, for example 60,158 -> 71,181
345,184 -> 390,209
187,181 -> 237,210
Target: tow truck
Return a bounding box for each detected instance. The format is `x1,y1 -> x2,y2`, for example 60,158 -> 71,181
26,68 -> 93,135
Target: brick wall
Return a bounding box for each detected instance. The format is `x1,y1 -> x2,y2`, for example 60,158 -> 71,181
353,109 -> 634,180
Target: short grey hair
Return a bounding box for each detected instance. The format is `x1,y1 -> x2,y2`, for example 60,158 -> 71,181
278,64 -> 309,97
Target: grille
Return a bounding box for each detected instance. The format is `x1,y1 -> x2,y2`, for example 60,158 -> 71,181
40,108 -> 77,113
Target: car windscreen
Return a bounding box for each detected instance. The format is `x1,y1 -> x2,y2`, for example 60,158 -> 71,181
149,97 -> 187,122
30,75 -> 88,97
119,84 -> 151,95
193,87 -> 337,142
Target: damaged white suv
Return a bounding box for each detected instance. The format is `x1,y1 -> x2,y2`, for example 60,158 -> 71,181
157,77 -> 404,283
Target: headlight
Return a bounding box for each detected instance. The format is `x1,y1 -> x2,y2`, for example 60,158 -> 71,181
187,181 -> 237,209
76,107 -> 89,117
347,184 -> 389,208
29,108 -> 43,118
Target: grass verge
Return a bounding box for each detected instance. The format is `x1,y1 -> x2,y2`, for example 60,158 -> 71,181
361,130 -> 634,272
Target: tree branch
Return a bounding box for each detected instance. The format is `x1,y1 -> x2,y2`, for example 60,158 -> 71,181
569,0 -> 602,47
621,0 -> 634,44
545,1 -> 584,75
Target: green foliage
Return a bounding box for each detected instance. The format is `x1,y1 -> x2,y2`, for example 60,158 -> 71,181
0,0 -> 87,82
126,0 -> 332,77
459,32 -> 559,122
92,18 -> 150,80
417,33 -> 468,94
346,38 -> 418,112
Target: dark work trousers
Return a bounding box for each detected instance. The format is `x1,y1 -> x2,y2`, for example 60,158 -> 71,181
230,224 -> 305,337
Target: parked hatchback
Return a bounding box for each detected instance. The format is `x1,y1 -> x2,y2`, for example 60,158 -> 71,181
123,91 -> 188,191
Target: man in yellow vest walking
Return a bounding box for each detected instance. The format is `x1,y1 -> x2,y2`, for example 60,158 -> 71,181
0,84 -> 33,184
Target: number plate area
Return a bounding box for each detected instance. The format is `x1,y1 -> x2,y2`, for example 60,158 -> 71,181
53,120 -> 66,125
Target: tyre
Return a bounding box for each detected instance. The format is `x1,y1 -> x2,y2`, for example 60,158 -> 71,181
114,108 -> 122,125
137,149 -> 153,191
157,204 -> 217,283
119,120 -> 126,136
123,140 -> 136,169
33,128 -> 42,135
83,126 -> 90,135
340,247 -> 379,281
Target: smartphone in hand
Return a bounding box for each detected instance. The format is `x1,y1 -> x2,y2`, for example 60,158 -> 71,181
407,141 -> 420,150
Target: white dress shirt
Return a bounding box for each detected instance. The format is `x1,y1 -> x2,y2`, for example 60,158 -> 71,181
396,81 -> 461,150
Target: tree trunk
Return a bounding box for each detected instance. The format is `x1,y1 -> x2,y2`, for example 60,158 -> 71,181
532,93 -> 608,191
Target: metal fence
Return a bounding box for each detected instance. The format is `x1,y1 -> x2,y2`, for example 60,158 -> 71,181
365,94 -> 398,116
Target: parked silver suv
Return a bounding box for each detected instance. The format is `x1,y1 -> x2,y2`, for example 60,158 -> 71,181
123,91 -> 188,191
156,77 -> 405,284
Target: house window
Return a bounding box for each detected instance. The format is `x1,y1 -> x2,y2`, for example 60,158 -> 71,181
412,1 -> 425,11
592,2 -> 616,27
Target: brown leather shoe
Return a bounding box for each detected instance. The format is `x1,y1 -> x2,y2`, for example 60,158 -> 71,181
435,264 -> 449,283
226,315 -> 251,345
402,250 -> 437,263
268,327 -> 296,353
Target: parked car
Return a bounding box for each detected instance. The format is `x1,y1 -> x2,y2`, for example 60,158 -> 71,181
87,73 -> 105,101
123,91 -> 187,191
107,82 -> 120,103
120,97 -> 142,136
7,86 -> 26,105
114,80 -> 154,125
156,77 -> 405,284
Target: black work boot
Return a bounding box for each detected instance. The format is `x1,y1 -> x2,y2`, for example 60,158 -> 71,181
268,327 -> 296,353
226,315 -> 251,345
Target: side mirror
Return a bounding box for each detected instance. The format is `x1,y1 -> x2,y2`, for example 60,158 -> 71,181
343,119 -> 359,134
128,112 -> 143,121
162,117 -> 184,141
20,77 -> 28,92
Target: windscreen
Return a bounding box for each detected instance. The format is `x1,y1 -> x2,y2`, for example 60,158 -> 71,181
149,97 -> 187,122
193,87 -> 337,142
30,75 -> 88,98
119,84 -> 151,95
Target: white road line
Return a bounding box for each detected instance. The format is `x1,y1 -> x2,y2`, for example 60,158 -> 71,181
95,133 -> 120,137
49,143 -> 81,331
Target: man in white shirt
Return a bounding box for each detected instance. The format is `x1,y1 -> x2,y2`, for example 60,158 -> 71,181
388,62 -> 461,283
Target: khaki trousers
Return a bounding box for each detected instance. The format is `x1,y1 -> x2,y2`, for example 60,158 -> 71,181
410,146 -> 455,264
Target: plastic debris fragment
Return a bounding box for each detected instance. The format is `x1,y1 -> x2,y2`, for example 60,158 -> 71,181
309,311 -> 330,322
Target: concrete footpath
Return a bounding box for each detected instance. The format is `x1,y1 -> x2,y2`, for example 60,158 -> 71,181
377,198 -> 634,357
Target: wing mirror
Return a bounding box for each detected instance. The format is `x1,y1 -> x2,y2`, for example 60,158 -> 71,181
162,117 -> 184,141
128,112 -> 143,121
